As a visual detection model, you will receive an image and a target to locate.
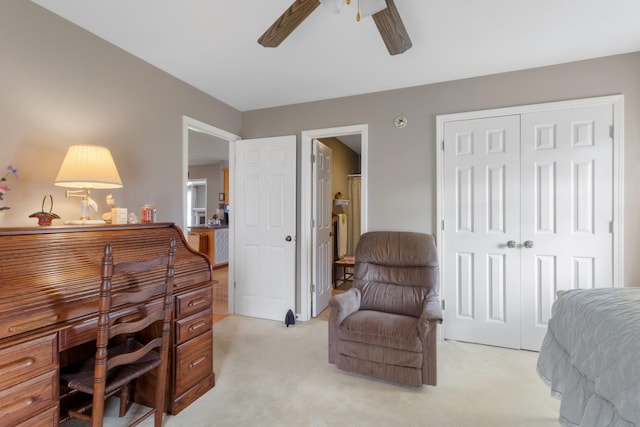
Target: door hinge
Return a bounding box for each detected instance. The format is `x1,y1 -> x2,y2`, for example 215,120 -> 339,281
441,300 -> 445,310
610,221 -> 614,233
311,284 -> 316,293
311,219 -> 315,228
610,125 -> 614,139
234,281 -> 237,289
442,140 -> 445,151
441,220 -> 445,231
311,154 -> 316,163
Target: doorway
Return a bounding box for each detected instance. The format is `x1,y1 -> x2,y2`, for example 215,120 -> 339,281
182,116 -> 240,315
300,124 -> 369,321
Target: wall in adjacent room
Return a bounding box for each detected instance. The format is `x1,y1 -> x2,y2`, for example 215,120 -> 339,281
189,162 -> 226,221
318,137 -> 360,203
0,1 -> 241,227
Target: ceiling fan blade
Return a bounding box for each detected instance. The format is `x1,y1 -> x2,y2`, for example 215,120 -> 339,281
258,0 -> 321,48
372,0 -> 412,55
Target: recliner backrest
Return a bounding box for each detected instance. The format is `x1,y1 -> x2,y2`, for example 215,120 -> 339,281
353,231 -> 439,317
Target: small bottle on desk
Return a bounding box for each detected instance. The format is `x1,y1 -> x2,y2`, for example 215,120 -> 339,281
141,204 -> 156,223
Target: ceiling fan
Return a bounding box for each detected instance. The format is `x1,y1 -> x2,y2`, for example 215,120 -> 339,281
258,0 -> 412,56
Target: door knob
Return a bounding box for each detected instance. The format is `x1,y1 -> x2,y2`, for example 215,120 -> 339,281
506,240 -> 517,248
524,240 -> 534,249
285,235 -> 292,242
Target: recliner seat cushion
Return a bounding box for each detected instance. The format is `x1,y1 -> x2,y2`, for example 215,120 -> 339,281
337,310 -> 421,352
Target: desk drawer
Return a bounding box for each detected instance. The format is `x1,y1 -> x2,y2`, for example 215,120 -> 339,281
175,330 -> 213,396
15,403 -> 59,427
170,372 -> 215,415
0,334 -> 57,389
0,369 -> 58,426
176,308 -> 212,345
0,311 -> 60,340
175,287 -> 212,319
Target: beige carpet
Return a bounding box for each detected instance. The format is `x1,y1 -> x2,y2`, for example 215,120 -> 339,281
73,313 -> 560,427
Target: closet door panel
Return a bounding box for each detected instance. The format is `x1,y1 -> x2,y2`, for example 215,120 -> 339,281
520,104 -> 614,351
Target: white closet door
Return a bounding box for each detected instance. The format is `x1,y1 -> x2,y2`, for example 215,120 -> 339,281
443,115 -> 522,349
519,104 -> 614,350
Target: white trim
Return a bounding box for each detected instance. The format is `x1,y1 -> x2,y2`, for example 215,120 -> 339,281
300,124 -> 368,321
612,96 -> 624,288
182,116 -> 240,314
435,95 -> 625,311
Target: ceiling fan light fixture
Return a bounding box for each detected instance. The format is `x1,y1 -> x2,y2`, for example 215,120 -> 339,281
319,0 -> 346,14
359,0 -> 388,18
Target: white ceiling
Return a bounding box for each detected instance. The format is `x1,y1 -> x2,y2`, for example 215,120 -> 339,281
31,0 -> 640,112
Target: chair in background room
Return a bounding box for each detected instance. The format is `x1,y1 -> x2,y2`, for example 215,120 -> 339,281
328,231 -> 442,386
60,240 -> 176,427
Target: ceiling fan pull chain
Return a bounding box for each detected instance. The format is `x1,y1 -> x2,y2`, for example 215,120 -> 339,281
356,0 -> 361,21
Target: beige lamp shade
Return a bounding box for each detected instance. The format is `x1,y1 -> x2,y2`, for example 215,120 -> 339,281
55,145 -> 123,189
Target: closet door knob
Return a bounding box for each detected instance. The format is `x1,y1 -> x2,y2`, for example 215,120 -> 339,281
524,240 -> 534,249
285,235 -> 292,242
506,240 -> 517,248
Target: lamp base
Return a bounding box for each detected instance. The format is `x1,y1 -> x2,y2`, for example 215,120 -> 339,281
64,219 -> 106,225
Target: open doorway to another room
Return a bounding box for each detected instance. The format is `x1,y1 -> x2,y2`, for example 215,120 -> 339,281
188,131 -> 229,323
318,136 -> 361,295
182,116 -> 240,324
301,124 -> 368,321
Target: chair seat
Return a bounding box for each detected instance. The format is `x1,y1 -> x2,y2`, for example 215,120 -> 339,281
61,339 -> 162,395
338,310 -> 421,352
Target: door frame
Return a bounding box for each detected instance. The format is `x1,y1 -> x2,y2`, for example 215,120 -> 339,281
300,124 -> 369,321
182,115 -> 240,314
435,95 -> 625,330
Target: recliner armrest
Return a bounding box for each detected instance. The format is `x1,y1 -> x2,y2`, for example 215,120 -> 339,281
420,299 -> 443,324
329,288 -> 361,325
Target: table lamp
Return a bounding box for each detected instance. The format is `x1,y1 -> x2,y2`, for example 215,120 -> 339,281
54,144 -> 123,225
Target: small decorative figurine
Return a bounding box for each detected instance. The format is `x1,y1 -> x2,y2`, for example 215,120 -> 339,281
29,194 -> 60,226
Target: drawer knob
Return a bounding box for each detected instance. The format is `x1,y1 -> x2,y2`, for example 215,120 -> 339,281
188,321 -> 206,332
187,298 -> 206,308
0,396 -> 36,414
0,357 -> 36,375
189,356 -> 207,369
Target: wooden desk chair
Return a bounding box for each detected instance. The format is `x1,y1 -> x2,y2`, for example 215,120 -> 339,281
60,239 -> 176,427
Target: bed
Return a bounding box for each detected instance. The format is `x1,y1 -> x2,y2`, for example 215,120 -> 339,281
537,288 -> 640,427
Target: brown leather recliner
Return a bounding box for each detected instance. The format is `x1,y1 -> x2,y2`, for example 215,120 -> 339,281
328,231 -> 442,386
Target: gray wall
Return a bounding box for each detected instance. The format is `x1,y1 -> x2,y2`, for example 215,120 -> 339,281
0,1 -> 241,226
3,1 -> 640,289
189,162 -> 225,221
243,53 -> 640,286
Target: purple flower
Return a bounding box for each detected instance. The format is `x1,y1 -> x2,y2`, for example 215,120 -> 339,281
6,165 -> 18,179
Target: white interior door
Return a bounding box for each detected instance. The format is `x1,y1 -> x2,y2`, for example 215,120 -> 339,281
443,115 -> 522,349
519,104 -> 614,350
312,139 -> 333,317
234,135 -> 296,321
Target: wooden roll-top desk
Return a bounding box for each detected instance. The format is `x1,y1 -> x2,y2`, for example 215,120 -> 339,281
0,223 -> 215,426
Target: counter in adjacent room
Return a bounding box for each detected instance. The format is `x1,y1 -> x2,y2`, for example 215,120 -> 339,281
188,225 -> 229,267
